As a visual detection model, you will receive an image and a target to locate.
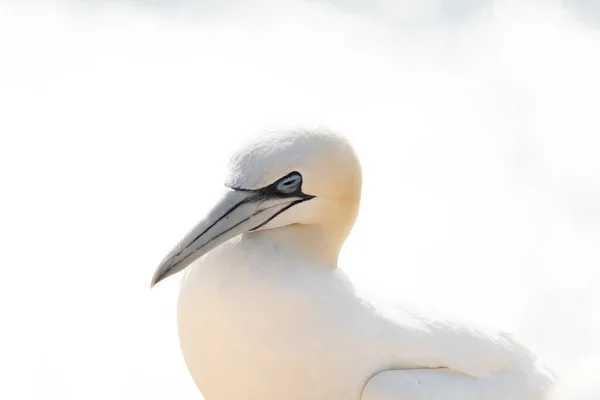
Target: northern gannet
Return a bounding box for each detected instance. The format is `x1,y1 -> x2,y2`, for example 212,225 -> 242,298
151,129 -> 555,400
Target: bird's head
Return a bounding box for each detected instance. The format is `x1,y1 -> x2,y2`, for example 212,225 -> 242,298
151,128 -> 362,287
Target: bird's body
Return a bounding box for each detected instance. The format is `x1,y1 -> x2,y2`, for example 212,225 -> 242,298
152,129 -> 556,399
177,228 -> 554,400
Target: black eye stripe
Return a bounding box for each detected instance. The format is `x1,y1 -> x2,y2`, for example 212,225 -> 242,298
228,171 -> 312,199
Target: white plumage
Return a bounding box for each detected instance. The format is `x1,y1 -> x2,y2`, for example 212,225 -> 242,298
152,128 -> 556,399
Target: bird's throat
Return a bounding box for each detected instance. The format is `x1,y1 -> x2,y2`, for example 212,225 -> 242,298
244,224 -> 342,268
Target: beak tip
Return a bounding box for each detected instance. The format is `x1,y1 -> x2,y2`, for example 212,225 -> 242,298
150,255 -> 177,289
149,267 -> 166,289
150,271 -> 164,289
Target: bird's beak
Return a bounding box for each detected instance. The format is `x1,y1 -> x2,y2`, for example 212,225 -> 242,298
150,188 -> 313,287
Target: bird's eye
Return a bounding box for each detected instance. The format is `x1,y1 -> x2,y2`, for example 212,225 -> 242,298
276,173 -> 302,194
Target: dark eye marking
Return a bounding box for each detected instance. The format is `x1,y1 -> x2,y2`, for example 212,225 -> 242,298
228,171 -> 313,199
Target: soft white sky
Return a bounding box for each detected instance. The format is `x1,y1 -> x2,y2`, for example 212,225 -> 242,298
1,0 -> 599,398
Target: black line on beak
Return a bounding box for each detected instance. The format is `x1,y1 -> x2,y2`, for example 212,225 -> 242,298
155,195 -> 311,284
169,171 -> 316,271
168,194 -> 257,262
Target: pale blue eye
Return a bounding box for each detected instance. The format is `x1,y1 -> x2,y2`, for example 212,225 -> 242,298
276,173 -> 302,194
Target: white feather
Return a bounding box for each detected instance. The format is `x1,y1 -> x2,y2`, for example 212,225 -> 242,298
167,129 -> 558,399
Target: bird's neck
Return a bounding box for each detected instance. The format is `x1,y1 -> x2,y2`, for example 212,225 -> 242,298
245,224 -> 345,268
243,197 -> 360,268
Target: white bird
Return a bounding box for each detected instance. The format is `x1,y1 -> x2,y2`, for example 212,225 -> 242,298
151,128 -> 556,400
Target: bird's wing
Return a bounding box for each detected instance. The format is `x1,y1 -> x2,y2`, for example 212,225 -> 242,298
365,297 -> 523,378
362,368 -> 555,400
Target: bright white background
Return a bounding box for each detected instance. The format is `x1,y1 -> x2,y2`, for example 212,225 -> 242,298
1,0 -> 599,398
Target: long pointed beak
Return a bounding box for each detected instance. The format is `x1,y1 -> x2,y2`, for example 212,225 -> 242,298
150,188 -> 312,287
